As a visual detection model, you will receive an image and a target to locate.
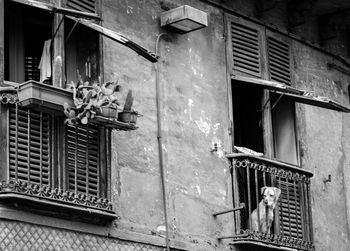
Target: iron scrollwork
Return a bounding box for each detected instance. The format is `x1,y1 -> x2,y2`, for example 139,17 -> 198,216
0,86 -> 18,104
0,180 -> 113,212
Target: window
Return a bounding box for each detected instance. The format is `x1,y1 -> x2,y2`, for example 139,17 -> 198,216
3,103 -> 113,222
65,18 -> 100,84
230,81 -> 312,250
225,14 -> 350,250
0,0 -> 157,222
5,2 -> 52,83
0,0 -> 114,222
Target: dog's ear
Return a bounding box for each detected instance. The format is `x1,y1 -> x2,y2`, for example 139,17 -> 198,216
273,187 -> 281,202
261,186 -> 267,195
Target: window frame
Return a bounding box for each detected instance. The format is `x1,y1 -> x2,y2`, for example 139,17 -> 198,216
0,0 -> 115,222
225,13 -> 315,250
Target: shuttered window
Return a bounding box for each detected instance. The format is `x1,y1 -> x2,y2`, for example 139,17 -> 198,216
24,56 -> 40,82
66,124 -> 100,196
9,106 -> 52,186
230,21 -> 263,78
277,178 -> 303,239
66,0 -> 97,13
8,106 -> 107,200
228,15 -> 292,82
268,37 -> 291,85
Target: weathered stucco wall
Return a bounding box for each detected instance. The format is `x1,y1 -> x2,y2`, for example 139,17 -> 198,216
103,0 -> 232,250
99,0 -> 350,250
293,42 -> 350,251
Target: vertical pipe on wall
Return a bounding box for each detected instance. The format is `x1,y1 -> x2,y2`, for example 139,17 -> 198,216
155,33 -> 170,251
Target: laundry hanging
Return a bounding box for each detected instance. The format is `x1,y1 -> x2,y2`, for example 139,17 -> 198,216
38,39 -> 52,82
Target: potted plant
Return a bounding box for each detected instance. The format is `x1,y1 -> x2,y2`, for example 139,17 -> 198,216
63,76 -> 121,125
117,90 -> 142,124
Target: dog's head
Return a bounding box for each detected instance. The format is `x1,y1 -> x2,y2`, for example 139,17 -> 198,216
261,186 -> 281,209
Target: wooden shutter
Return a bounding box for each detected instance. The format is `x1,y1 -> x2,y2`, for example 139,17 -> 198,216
229,17 -> 264,78
24,56 -> 40,82
267,36 -> 291,85
277,178 -> 303,239
9,106 -> 52,186
66,0 -> 96,13
66,124 -> 99,197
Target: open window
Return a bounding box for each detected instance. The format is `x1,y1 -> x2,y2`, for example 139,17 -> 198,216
229,79 -> 313,250
224,13 -> 350,250
4,2 -> 52,83
0,0 -> 158,223
65,18 -> 100,84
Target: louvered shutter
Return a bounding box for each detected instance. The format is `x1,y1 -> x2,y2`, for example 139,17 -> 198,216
9,106 -> 52,186
277,178 -> 303,239
66,0 -> 97,13
267,36 -> 291,85
66,124 -> 99,197
25,56 -> 40,82
229,18 -> 263,78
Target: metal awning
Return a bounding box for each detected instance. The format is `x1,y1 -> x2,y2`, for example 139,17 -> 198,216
231,75 -> 350,112
10,0 -> 159,63
66,16 -> 159,63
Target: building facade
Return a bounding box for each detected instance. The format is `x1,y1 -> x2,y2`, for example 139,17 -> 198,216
0,0 -> 350,250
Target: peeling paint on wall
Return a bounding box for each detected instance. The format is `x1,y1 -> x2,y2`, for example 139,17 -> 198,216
195,111 -> 211,136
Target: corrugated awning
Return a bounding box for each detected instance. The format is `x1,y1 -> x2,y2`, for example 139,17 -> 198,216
231,75 -> 350,112
10,0 -> 159,63
66,16 -> 159,63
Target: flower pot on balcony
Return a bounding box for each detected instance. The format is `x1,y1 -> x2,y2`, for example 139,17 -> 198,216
98,106 -> 118,119
17,80 -> 73,113
117,111 -> 140,124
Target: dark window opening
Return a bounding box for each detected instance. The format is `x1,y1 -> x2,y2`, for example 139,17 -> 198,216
4,2 -> 52,83
232,80 -> 264,154
65,19 -> 100,85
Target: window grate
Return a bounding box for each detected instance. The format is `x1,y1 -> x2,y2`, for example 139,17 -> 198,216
268,37 -> 291,85
227,155 -> 314,251
66,0 -> 96,13
9,106 -> 52,186
231,22 -> 262,77
66,124 -> 99,197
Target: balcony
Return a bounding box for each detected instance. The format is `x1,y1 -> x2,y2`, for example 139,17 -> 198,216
218,153 -> 314,251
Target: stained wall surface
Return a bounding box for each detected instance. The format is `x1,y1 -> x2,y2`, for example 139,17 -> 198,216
101,1 -> 350,250
1,0 -> 350,251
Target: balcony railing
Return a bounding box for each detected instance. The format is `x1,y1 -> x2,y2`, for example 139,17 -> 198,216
217,153 -> 314,251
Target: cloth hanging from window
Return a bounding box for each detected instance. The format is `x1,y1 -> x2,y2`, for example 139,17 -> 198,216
38,39 -> 52,82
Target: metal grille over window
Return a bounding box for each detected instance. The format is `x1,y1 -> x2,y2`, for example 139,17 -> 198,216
9,106 -> 52,186
66,124 -> 99,197
267,37 -> 291,85
66,0 -> 96,13
231,22 -> 262,77
221,154 -> 314,251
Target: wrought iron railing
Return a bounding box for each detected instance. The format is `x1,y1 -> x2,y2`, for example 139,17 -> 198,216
215,153 -> 314,251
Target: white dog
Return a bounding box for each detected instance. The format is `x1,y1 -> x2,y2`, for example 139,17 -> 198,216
249,186 -> 281,233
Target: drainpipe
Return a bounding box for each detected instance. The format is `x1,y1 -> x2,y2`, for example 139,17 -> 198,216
155,33 -> 170,251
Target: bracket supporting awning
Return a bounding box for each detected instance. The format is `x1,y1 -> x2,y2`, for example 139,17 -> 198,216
10,0 -> 159,63
231,75 -> 350,112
